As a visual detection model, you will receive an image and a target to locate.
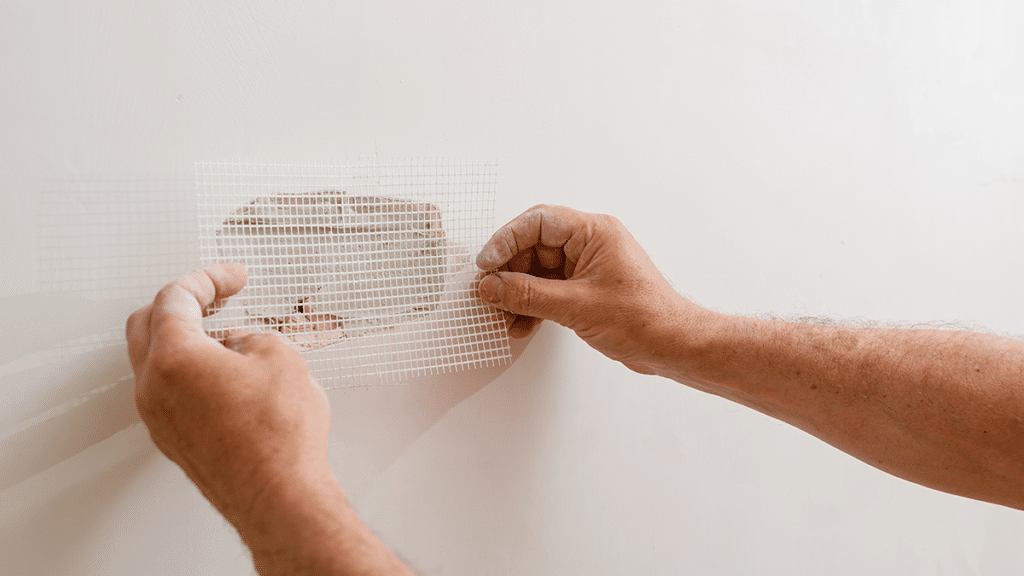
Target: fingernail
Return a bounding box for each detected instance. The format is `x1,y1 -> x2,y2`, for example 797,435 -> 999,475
479,274 -> 503,303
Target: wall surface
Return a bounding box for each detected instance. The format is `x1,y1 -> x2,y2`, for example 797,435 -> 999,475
3,1 -> 1024,574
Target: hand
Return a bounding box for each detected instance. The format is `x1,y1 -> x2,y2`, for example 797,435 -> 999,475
126,264 -> 335,532
476,205 -> 713,375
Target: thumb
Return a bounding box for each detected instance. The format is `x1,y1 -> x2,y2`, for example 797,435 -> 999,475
478,272 -> 581,327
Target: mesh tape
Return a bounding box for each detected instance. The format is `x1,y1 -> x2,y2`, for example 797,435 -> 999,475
36,177 -> 199,302
196,160 -> 511,388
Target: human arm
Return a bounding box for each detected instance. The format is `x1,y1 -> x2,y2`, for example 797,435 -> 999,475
476,204 -> 1024,510
126,264 -> 415,576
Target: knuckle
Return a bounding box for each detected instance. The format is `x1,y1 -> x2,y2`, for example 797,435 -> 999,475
598,213 -> 623,229
500,227 -> 521,259
176,276 -> 205,302
251,332 -> 301,358
247,332 -> 281,350
532,203 -> 568,215
160,269 -> 215,306
516,278 -> 536,312
126,309 -> 145,337
179,268 -> 209,291
154,281 -> 191,312
154,282 -> 178,305
532,203 -> 569,226
148,348 -> 188,381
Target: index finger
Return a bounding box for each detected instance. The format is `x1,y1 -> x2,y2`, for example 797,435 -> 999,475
150,263 -> 248,343
476,205 -> 591,270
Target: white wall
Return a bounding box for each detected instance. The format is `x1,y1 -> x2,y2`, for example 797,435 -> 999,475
3,1 -> 1024,573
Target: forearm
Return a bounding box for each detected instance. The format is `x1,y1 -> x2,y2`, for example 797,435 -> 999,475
238,472 -> 415,576
663,312 -> 1024,509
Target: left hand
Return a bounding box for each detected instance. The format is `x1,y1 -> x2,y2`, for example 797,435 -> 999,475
126,264 -> 337,532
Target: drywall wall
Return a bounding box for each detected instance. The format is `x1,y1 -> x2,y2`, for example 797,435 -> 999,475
2,0 -> 1024,573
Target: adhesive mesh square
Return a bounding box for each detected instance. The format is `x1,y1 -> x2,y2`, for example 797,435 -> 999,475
196,160 -> 511,388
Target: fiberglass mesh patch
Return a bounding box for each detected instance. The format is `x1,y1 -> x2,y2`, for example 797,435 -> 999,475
196,160 -> 511,388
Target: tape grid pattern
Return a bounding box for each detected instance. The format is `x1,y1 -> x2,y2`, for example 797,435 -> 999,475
196,160 -> 511,388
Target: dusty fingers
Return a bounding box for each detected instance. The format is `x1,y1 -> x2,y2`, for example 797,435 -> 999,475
476,204 -> 591,270
479,270 -> 588,329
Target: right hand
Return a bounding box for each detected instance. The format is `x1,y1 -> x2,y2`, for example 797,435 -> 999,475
476,205 -> 713,375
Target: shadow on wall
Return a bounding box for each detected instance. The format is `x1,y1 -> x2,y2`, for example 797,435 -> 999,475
0,177 -> 199,491
325,334 -> 533,499
0,335 -> 532,575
